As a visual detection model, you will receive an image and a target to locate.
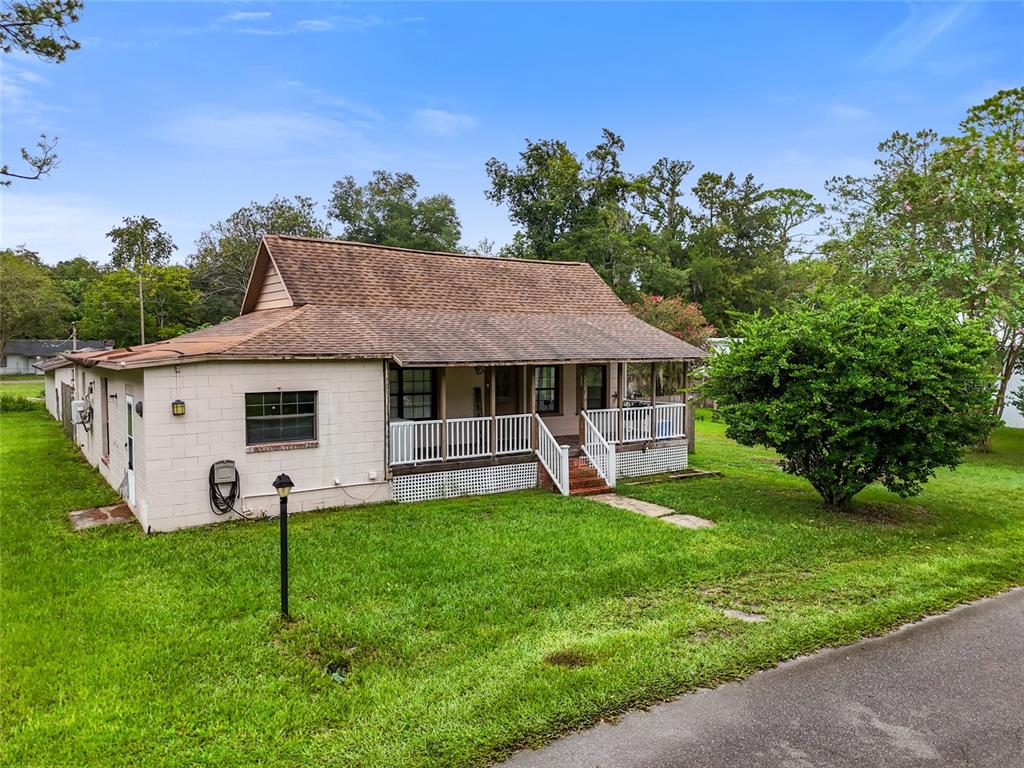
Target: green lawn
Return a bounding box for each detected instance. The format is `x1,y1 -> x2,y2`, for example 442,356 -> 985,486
1,407 -> 1021,767
0,375 -> 45,399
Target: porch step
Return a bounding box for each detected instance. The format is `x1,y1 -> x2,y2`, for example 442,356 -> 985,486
568,461 -> 611,495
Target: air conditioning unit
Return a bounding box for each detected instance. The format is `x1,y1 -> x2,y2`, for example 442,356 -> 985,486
71,400 -> 88,424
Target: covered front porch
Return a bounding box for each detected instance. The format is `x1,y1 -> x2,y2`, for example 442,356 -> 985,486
387,361 -> 695,495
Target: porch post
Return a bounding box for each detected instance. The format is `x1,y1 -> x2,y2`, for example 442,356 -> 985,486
684,360 -> 695,454
439,367 -> 448,462
488,366 -> 497,456
649,362 -> 657,441
528,365 -> 538,450
617,362 -> 626,443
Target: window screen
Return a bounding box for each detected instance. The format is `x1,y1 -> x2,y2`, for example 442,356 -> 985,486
245,391 -> 317,445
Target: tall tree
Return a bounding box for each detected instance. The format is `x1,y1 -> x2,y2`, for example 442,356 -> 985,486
78,266 -> 198,347
823,88 -> 1024,416
189,196 -> 330,325
0,0 -> 82,185
106,216 -> 177,345
0,248 -> 72,355
50,256 -> 102,322
328,171 -> 462,252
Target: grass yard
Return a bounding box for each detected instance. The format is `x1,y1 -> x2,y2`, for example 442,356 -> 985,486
0,375 -> 45,399
1,407 -> 1022,767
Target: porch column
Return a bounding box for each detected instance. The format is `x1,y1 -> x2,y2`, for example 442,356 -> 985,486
617,362 -> 626,443
528,365 -> 538,450
439,367 -> 448,461
488,366 -> 497,456
684,361 -> 695,454
649,362 -> 657,441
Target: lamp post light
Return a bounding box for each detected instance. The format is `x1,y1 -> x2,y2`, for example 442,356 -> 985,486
273,473 -> 294,619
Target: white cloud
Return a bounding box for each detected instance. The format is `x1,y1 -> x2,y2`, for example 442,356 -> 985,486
0,192 -> 123,263
152,108 -> 356,152
220,11 -> 271,23
294,19 -> 334,32
410,108 -> 479,137
866,3 -> 972,70
833,103 -> 869,121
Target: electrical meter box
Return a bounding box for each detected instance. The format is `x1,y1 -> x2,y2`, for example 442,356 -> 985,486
71,400 -> 87,424
212,460 -> 237,484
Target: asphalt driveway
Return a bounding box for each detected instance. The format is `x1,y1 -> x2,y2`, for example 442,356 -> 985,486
503,589 -> 1024,768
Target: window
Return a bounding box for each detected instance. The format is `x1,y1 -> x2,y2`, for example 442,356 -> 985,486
245,391 -> 317,445
495,367 -> 516,405
582,365 -> 607,410
389,366 -> 437,420
535,366 -> 561,414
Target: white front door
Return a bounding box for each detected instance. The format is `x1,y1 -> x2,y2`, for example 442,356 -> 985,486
125,394 -> 136,506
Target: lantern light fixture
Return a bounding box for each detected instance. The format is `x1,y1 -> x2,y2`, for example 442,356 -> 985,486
171,399 -> 186,416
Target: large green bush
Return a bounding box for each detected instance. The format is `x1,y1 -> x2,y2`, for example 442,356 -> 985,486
704,293 -> 998,509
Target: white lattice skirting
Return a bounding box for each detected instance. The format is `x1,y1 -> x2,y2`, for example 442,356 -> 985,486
392,462 -> 539,503
616,444 -> 688,477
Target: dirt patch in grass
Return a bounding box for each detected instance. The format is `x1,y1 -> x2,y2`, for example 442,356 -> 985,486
543,649 -> 596,668
839,500 -> 931,525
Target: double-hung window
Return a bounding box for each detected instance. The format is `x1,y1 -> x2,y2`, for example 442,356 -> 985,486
245,391 -> 317,445
390,366 -> 437,420
535,366 -> 561,414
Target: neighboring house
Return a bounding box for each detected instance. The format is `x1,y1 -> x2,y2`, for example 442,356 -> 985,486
2,339 -> 110,375
48,235 -> 707,532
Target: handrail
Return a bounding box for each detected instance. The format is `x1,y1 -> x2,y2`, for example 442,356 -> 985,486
535,413 -> 569,495
581,411 -> 616,488
582,403 -> 687,444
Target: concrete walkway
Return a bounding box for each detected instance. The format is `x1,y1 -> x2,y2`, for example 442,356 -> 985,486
502,589 -> 1024,768
590,493 -> 715,529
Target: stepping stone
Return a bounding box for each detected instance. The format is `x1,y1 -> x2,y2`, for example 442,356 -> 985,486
68,503 -> 135,531
722,608 -> 767,623
589,493 -> 715,528
660,514 -> 716,529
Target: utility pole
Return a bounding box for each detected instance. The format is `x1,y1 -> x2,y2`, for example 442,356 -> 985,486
71,321 -> 77,352
137,234 -> 146,345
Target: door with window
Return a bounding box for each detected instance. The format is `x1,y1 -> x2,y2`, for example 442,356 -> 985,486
125,394 -> 136,505
494,367 -> 521,416
581,365 -> 608,411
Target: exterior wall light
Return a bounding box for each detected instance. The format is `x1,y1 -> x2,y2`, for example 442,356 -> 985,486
171,399 -> 185,416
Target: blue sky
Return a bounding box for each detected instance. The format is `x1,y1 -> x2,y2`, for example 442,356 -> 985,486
2,1 -> 1021,264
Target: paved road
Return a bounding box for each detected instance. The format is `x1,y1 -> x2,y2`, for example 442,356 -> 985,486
503,589 -> 1024,768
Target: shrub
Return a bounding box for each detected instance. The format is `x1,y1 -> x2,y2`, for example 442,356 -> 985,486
0,394 -> 42,412
704,292 -> 998,509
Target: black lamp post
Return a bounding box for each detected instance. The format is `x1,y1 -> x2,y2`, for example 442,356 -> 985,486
273,473 -> 294,619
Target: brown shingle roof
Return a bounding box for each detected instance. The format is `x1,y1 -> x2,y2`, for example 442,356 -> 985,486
69,236 -> 708,369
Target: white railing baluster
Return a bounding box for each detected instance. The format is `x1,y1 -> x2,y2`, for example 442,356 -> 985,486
534,414 -> 569,495
581,410 -> 615,489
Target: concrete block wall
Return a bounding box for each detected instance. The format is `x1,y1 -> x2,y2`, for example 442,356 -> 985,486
140,359 -> 390,532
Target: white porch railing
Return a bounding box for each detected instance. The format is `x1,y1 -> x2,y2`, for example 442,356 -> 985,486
391,414 -> 535,466
583,403 -> 686,444
581,411 -> 616,488
535,413 -> 569,495
496,413 -> 532,455
446,416 -> 491,460
390,419 -> 443,465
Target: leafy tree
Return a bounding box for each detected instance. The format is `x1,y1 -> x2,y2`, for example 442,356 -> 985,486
0,0 -> 82,185
78,266 -> 199,347
704,292 -> 998,509
50,256 -> 102,322
189,196 -> 330,325
106,216 -> 177,345
0,248 -> 72,354
629,293 -> 715,394
328,171 -> 461,252
823,88 -> 1024,417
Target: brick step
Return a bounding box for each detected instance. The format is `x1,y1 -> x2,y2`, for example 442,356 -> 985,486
569,467 -> 599,480
571,484 -> 612,496
570,476 -> 610,491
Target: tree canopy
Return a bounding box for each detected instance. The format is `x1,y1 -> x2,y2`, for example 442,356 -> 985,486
188,196 -> 330,326
328,171 -> 462,253
704,292 -> 998,509
0,248 -> 72,354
